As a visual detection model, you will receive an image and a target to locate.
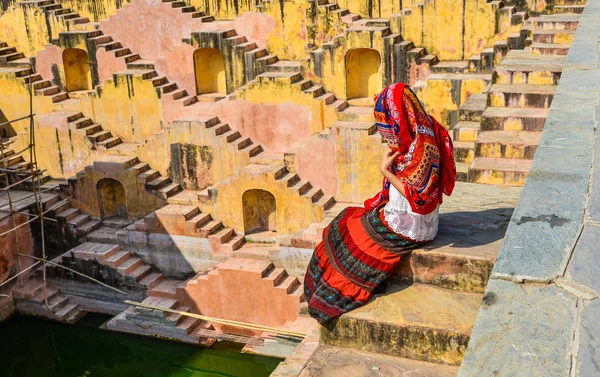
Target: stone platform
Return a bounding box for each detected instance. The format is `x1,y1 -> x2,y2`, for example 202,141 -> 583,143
299,346 -> 459,377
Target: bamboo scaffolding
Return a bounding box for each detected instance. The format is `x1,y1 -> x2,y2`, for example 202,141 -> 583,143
124,300 -> 307,339
0,63 -> 51,306
17,254 -> 128,295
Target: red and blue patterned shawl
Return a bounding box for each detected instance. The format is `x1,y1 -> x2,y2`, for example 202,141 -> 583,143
364,83 -> 456,215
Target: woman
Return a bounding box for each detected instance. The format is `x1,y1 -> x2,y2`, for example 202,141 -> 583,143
303,82 -> 455,324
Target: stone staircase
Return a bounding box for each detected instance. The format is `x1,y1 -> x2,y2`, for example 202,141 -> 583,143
105,295 -> 217,346
463,12 -> 579,186
49,242 -> 165,291
40,111 -> 123,151
24,0 -> 91,30
12,277 -> 86,323
141,203 -> 246,253
176,258 -> 305,331
296,181 -> 522,374
0,41 -> 69,104
199,163 -> 336,234
0,170 -> 101,236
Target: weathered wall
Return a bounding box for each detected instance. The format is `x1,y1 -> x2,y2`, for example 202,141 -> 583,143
0,213 -> 35,285
400,0 -> 517,61
70,158 -> 166,219
0,0 -> 132,58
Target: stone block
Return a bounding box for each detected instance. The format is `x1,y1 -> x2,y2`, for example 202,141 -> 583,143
459,279 -> 576,377
538,107 -> 596,149
492,146 -> 592,282
565,225 -> 600,295
577,299 -> 600,376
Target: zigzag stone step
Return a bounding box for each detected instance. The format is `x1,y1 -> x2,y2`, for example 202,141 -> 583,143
177,258 -> 304,331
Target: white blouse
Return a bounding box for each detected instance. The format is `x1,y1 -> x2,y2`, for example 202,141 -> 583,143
383,185 -> 439,242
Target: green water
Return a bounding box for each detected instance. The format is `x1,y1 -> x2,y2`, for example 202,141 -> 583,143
0,314 -> 280,377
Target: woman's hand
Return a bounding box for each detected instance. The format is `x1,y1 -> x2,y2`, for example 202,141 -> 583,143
380,150 -> 399,175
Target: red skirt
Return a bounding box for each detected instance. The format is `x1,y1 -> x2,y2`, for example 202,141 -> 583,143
303,207 -> 422,324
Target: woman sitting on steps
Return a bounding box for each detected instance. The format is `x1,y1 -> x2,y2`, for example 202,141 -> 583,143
304,82 -> 456,324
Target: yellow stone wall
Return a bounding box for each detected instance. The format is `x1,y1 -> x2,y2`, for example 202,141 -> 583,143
134,119 -> 252,188
0,0 -> 131,58
240,76 -> 338,135
400,0 -> 516,61
0,4 -> 52,57
71,159 -> 166,219
415,76 -> 488,127
332,125 -> 386,203
316,30 -> 389,100
203,165 -> 321,234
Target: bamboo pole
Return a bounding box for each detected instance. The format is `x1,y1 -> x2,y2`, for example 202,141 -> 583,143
124,300 -> 307,339
0,260 -> 41,289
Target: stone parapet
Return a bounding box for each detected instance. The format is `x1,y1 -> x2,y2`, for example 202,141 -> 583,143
458,0 -> 600,375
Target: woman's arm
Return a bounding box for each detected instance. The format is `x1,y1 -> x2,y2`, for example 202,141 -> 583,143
380,150 -> 408,198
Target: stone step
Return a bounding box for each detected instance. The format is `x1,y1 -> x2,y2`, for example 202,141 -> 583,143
475,131 -> 540,160
300,346 -> 459,376
393,181 -> 521,293
54,302 -> 80,320
157,183 -> 181,198
552,0 -> 585,5
117,257 -> 143,274
105,249 -> 131,268
149,279 -> 182,299
70,242 -> 120,262
321,284 -> 482,365
552,4 -> 584,13
266,60 -> 302,73
532,29 -> 575,44
67,213 -> 90,227
56,207 -> 80,221
128,264 -> 152,281
456,94 -> 486,123
453,121 -> 480,142
337,106 -> 374,122
530,42 -> 571,56
532,14 -> 580,30
430,60 -> 469,73
13,279 -> 45,299
488,84 -> 555,109
481,107 -> 549,131
454,141 -> 475,164
275,274 -> 300,294
76,219 -> 101,234
468,157 -> 531,186
455,162 -> 469,182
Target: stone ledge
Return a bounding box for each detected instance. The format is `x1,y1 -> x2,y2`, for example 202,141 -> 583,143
458,279 -> 577,377
460,0 -> 600,375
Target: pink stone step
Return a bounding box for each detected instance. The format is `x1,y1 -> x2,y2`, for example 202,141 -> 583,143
263,267 -> 287,286
105,250 -> 131,268
70,242 -> 120,262
117,257 -> 143,274
128,264 -> 152,281
275,274 -> 301,294
138,272 -> 163,289
149,279 -> 183,299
